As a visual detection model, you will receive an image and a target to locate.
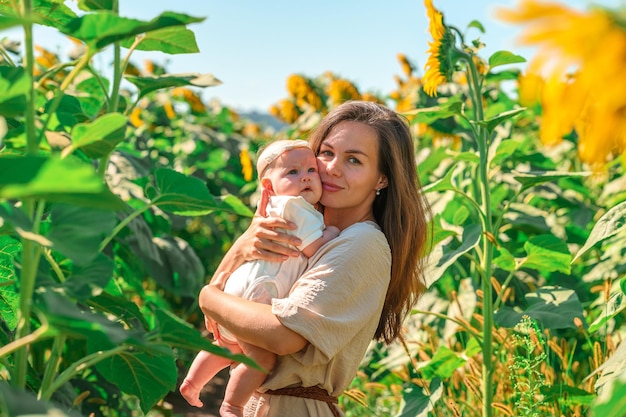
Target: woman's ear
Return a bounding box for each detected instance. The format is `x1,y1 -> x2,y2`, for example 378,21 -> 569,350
377,175 -> 388,191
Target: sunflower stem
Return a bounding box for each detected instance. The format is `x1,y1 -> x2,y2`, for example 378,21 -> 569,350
461,47 -> 495,417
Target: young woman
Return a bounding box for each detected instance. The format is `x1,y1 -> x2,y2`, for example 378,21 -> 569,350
199,100 -> 431,416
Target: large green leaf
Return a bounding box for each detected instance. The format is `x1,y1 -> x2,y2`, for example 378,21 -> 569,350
573,199 -> 626,263
494,286 -> 586,330
146,168 -> 253,217
125,72 -> 221,99
0,155 -> 126,210
60,11 -> 204,50
519,234 -> 572,274
477,107 -> 525,133
397,378 -> 443,417
0,66 -> 29,117
0,235 -> 20,331
64,112 -> 127,159
46,204 -> 117,265
96,344 -> 177,414
62,254 -> 114,301
36,290 -> 143,343
0,0 -> 78,28
121,26 -> 200,54
153,308 -> 259,368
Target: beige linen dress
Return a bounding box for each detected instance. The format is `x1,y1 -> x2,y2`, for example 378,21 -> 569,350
243,221 -> 392,417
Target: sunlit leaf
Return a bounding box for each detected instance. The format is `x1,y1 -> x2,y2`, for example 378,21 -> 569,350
488,50 -> 526,69
77,0 -> 113,11
397,378 -> 443,417
420,346 -> 466,379
519,234 -> 571,274
477,107 -> 525,133
494,286 -> 586,330
125,72 -> 221,99
0,155 -> 126,210
146,168 -> 252,216
64,112 -> 127,159
60,11 -> 204,50
93,342 -> 177,414
122,26 -> 199,54
573,199 -> 626,263
403,100 -> 463,124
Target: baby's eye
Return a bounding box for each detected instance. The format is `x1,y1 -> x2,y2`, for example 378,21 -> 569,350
308,167 -> 317,173
288,169 -> 299,175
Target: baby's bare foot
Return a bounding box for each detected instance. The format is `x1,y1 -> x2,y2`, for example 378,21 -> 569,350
179,379 -> 204,408
219,401 -> 244,417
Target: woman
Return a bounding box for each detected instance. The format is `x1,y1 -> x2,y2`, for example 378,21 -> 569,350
199,100 -> 431,416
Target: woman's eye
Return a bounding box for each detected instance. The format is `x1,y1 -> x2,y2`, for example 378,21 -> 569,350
319,150 -> 333,157
348,157 -> 361,164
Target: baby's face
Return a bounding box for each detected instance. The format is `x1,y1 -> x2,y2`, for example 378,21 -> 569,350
265,148 -> 322,205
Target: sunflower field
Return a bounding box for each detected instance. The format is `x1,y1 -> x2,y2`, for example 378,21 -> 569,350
1,1 -> 625,417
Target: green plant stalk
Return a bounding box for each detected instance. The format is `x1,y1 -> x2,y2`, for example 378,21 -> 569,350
38,335 -> 66,400
461,49 -> 495,417
108,0 -> 122,114
13,0 -> 40,389
40,345 -> 128,400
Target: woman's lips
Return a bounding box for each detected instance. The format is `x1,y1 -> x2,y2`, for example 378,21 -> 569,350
322,181 -> 342,192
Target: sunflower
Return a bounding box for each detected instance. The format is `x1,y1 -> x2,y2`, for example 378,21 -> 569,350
496,0 -> 626,169
423,0 -> 457,97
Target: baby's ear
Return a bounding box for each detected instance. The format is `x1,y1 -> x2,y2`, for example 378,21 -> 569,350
261,177 -> 273,193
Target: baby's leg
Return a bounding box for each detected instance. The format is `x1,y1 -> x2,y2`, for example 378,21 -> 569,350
219,342 -> 276,417
180,339 -> 242,408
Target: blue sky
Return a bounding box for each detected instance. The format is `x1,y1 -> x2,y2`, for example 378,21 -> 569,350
9,0 -> 621,113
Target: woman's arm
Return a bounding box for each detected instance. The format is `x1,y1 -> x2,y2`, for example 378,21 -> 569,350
199,284 -> 307,356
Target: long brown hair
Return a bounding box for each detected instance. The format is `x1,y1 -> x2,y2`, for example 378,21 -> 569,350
308,100 -> 431,344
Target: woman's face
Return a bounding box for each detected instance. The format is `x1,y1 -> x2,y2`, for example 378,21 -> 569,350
316,121 -> 387,219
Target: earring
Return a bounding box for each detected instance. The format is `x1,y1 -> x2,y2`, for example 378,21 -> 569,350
376,189 -> 381,196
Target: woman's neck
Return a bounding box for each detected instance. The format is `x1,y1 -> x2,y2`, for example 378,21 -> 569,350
324,208 -> 376,231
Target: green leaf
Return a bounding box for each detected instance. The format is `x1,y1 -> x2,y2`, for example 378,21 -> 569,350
146,168 -> 253,217
0,235 -> 20,331
494,286 -> 586,330
93,342 -> 177,414
65,113 -> 127,159
588,290 -> 626,334
74,75 -> 108,117
573,199 -> 626,263
493,246 -> 516,272
77,0 -> 113,11
125,72 -> 221,99
0,15 -> 32,30
467,20 -> 485,33
397,379 -> 443,417
422,163 -> 458,194
403,100 -> 463,124
420,346 -> 466,380
513,170 -> 591,192
491,139 -> 519,167
63,254 -> 114,301
0,155 -> 126,210
153,309 -> 259,369
46,204 -> 117,265
425,223 -> 482,286
593,370 -> 626,417
89,292 -> 149,329
520,234 -> 572,274
0,66 -> 29,117
477,107 -> 526,133
60,11 -> 205,50
488,50 -> 527,69
122,26 -> 199,54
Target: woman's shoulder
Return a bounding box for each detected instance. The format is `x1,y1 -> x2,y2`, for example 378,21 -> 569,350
335,221 -> 389,252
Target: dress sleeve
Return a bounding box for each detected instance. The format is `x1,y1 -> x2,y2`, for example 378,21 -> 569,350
271,222 -> 391,362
